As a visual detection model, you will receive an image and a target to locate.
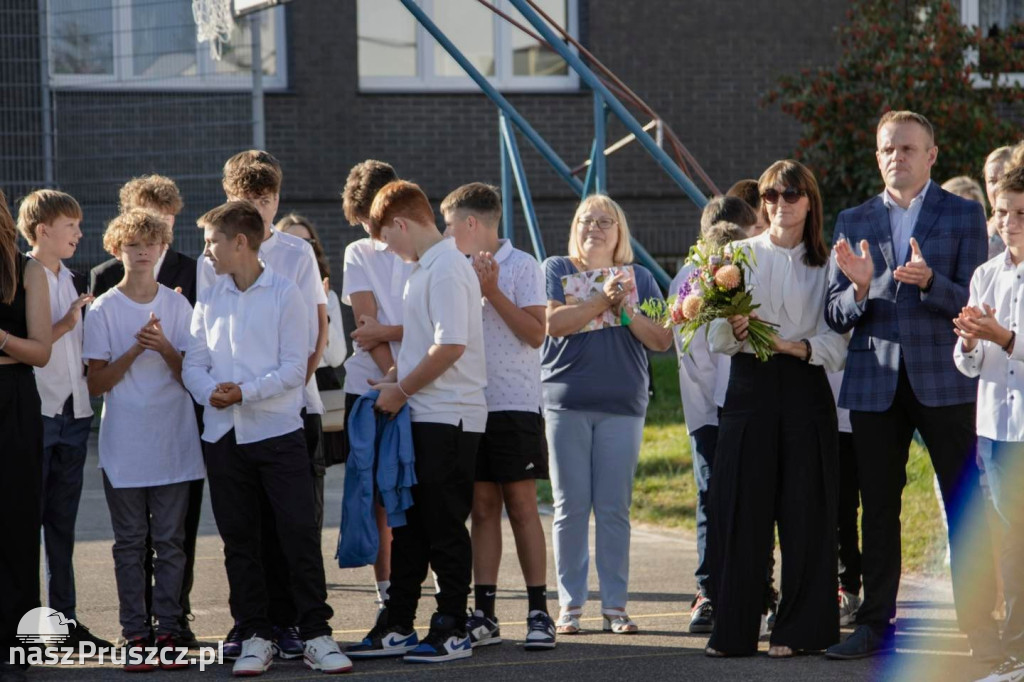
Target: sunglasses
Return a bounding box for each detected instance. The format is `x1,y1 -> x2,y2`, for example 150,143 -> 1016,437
761,187 -> 805,205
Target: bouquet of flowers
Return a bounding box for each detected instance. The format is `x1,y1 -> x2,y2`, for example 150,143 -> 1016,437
641,238 -> 778,361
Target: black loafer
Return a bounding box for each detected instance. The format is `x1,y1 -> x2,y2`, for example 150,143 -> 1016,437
825,624 -> 895,660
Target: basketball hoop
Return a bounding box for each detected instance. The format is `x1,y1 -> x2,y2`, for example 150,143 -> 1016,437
192,0 -> 235,60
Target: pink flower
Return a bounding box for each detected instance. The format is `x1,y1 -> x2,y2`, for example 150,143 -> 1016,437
682,294 -> 703,320
714,264 -> 741,290
669,299 -> 686,324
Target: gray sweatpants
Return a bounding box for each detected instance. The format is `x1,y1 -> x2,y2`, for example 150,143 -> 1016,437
102,474 -> 191,640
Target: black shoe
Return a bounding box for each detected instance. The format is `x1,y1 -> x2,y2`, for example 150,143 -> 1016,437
177,614 -> 199,648
968,632 -> 1004,666
825,624 -> 895,660
64,623 -> 114,651
689,594 -> 714,634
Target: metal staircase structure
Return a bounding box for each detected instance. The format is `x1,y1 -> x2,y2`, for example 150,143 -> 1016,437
399,0 -> 718,288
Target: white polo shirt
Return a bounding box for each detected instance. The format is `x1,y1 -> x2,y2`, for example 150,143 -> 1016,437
198,228 -> 326,414
341,238 -> 413,394
670,264 -> 720,434
30,256 -> 92,419
398,238 -> 487,432
481,240 -> 545,413
183,266 -> 309,445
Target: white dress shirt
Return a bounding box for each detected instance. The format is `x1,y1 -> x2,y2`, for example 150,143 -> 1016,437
184,266 -> 309,444
30,256 -> 92,418
198,228 -> 326,414
708,231 -> 848,372
954,249 -> 1024,442
319,289 -> 346,369
882,179 -> 931,266
398,238 -> 487,432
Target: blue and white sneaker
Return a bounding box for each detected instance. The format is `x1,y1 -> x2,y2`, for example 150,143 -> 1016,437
345,619 -> 419,659
466,610 -> 501,648
524,610 -> 556,650
403,614 -> 472,664
271,625 -> 304,660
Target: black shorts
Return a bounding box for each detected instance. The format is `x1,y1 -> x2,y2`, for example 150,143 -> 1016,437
475,411 -> 549,483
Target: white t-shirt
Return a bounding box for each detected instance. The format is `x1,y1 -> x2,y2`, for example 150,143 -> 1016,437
82,285 -> 204,488
398,238 -> 487,432
481,240 -> 545,413
319,289 -> 346,369
341,238 -> 412,394
31,257 -> 92,419
197,228 -> 326,414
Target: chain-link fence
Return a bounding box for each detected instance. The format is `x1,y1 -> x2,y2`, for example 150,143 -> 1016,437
0,0 -> 274,270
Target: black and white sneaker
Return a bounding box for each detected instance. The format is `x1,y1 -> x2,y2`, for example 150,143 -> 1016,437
975,655 -> 1024,682
403,614 -> 472,664
466,610 -> 501,648
345,611 -> 419,659
524,611 -> 556,650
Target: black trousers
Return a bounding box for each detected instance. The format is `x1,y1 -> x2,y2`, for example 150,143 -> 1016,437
203,428 -> 332,641
0,365 -> 43,659
837,432 -> 861,594
386,422 -> 480,630
707,354 -> 839,655
850,363 -> 996,640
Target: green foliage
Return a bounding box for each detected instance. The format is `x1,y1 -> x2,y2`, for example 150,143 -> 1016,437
764,0 -> 1024,229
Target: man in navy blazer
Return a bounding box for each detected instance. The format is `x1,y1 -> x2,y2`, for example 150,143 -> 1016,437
824,111 -> 998,662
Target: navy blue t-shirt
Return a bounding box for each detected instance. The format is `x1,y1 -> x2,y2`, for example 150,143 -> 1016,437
540,256 -> 663,417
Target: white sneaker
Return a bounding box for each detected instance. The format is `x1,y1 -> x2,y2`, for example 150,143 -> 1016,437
303,635 -> 353,674
838,588 -> 861,626
232,636 -> 274,677
759,614 -> 769,638
974,656 -> 1024,682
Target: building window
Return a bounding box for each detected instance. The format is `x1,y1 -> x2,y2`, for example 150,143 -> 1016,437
48,0 -> 287,90
961,0 -> 1024,85
357,0 -> 579,93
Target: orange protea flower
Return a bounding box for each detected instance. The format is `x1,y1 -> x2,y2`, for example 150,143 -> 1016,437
714,264 -> 741,289
682,294 -> 703,320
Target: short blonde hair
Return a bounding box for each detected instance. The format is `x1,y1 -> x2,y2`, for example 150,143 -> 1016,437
877,110 -> 935,145
1011,141 -> 1024,172
986,146 -> 1014,171
941,176 -> 985,206
103,208 -> 172,256
119,174 -> 183,215
568,194 -> 634,266
16,189 -> 82,245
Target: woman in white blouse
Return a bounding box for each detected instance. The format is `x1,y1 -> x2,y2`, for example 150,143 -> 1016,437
705,160 -> 847,658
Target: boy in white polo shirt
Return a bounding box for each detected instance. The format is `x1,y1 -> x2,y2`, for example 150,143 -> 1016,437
340,159 -> 413,610
183,201 -> 350,676
954,165 -> 1024,682
196,150 -> 328,660
346,181 -> 486,664
82,209 -> 202,669
16,190 -> 110,650
442,183 -> 555,650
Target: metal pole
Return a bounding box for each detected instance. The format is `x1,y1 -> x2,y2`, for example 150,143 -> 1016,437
499,117 -> 514,242
592,91 -> 606,195
399,0 -> 582,195
250,12 -> 265,150
500,115 -> 545,261
507,0 -> 706,209
37,0 -> 54,186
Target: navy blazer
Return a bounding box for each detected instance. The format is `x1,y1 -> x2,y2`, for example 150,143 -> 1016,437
825,183 -> 986,412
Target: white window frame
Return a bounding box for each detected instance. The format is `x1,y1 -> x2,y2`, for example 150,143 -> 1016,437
358,0 -> 579,93
961,0 -> 1024,87
47,0 -> 288,91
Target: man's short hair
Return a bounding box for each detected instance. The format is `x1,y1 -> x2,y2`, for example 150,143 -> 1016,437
198,201 -> 265,251
16,189 -> 83,245
996,164 -> 1024,197
440,183 -> 502,226
702,220 -> 748,248
699,196 -> 757,233
368,180 -> 435,240
342,160 -> 398,225
103,208 -> 172,256
725,180 -> 760,212
877,110 -> 935,145
222,150 -> 282,199
119,175 -> 183,216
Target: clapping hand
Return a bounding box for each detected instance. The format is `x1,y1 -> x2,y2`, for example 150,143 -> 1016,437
954,303 -> 1012,352
59,293 -> 94,331
209,382 -> 242,409
601,271 -> 633,310
134,312 -> 171,354
833,238 -> 873,300
893,238 -> 933,289
473,252 -> 500,298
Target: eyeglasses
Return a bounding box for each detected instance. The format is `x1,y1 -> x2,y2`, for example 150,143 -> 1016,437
761,187 -> 806,205
577,217 -> 617,230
